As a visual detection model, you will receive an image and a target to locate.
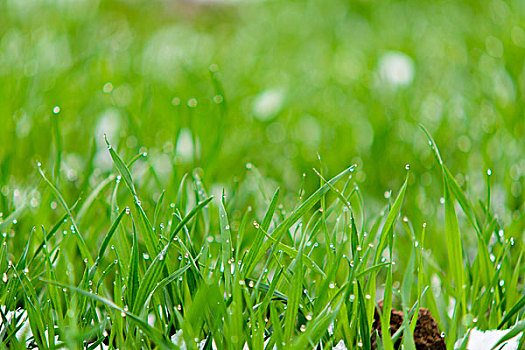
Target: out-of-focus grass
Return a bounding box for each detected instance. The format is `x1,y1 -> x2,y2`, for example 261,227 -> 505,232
1,0 -> 524,223
0,0 -> 524,348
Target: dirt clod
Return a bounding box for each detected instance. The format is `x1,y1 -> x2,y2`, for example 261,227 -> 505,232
371,301 -> 446,350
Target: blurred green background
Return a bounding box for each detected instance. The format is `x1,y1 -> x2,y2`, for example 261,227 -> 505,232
0,0 -> 524,245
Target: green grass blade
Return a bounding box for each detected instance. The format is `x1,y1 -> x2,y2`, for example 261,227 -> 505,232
243,188 -> 280,277
37,164 -> 93,265
218,193 -> 233,297
40,279 -> 175,349
373,174 -> 408,264
95,207 -> 126,264
357,282 -> 371,350
283,235 -> 306,343
127,215 -> 140,309
443,177 -> 464,297
491,320 -> 525,350
498,294 -> 525,329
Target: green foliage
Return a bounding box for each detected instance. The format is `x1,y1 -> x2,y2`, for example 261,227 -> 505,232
0,0 -> 524,348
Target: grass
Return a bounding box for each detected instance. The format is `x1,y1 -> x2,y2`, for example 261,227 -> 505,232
0,0 -> 524,349
0,130 -> 523,349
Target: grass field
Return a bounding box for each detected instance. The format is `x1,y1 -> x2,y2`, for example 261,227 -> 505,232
0,0 -> 524,349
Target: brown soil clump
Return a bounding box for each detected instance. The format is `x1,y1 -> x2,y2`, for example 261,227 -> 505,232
371,301 -> 446,350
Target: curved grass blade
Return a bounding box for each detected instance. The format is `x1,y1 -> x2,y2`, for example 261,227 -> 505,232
0,203 -> 26,232
373,174 -> 408,265
498,294 -> 525,329
76,174 -> 116,223
131,197 -> 212,316
491,320 -> 525,350
37,165 -> 93,265
243,188 -> 280,277
105,136 -> 159,256
95,207 -> 126,265
40,279 -> 175,349
250,166 -> 354,277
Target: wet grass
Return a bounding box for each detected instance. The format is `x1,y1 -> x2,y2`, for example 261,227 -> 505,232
0,0 -> 524,349
0,129 -> 523,349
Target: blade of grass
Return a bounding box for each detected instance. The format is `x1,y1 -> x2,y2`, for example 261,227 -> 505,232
218,192 -> 233,297
37,164 -> 93,266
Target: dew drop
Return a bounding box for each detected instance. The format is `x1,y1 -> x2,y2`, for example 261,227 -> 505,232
103,82 -> 113,93
213,95 -> 223,104
52,106 -> 61,114
187,98 -> 198,108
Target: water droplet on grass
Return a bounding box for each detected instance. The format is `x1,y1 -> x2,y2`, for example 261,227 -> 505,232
52,106 -> 61,114
187,98 -> 198,108
213,95 -> 223,104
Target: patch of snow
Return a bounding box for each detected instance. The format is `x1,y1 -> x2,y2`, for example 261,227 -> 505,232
455,328 -> 523,350
333,340 -> 348,349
